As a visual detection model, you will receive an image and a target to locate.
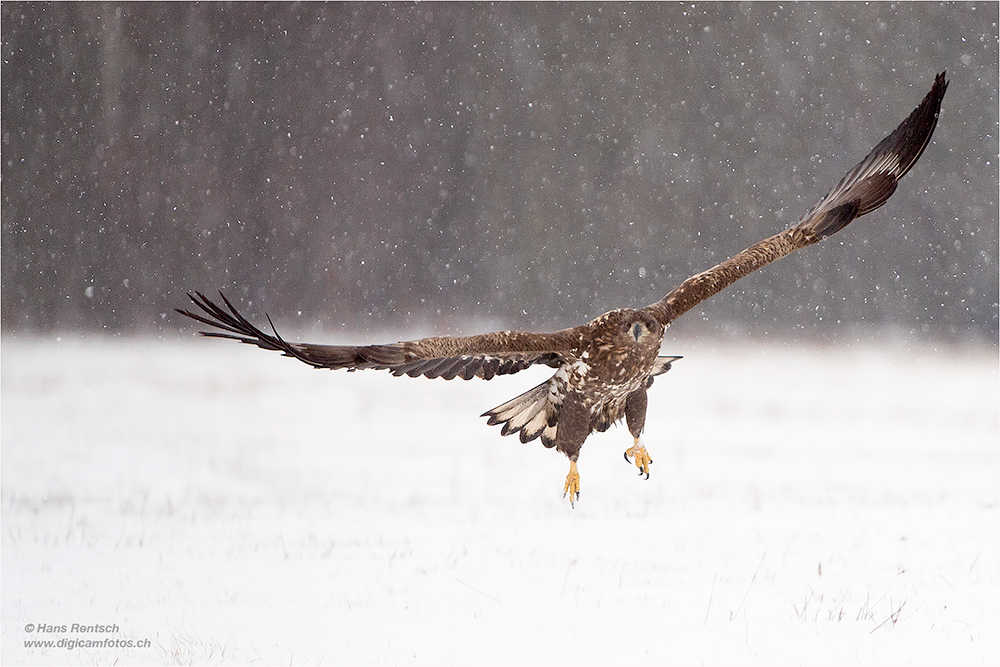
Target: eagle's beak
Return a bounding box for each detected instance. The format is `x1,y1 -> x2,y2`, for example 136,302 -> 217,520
631,322 -> 643,341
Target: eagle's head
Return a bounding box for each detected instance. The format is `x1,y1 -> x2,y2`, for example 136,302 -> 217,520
590,308 -> 663,345
625,310 -> 663,346
584,308 -> 665,377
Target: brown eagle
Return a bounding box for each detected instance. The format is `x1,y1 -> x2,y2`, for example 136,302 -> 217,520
178,72 -> 947,506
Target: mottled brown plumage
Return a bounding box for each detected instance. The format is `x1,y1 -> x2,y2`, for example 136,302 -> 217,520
177,72 -> 947,506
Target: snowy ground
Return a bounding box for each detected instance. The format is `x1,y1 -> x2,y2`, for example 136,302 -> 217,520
2,335 -> 997,666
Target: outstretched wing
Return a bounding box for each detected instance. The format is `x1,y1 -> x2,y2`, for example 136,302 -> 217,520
645,71 -> 947,326
176,291 -> 582,381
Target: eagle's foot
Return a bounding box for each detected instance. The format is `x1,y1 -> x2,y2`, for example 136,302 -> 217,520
562,460 -> 580,508
624,439 -> 653,480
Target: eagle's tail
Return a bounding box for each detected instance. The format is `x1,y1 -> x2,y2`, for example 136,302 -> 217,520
482,379 -> 560,448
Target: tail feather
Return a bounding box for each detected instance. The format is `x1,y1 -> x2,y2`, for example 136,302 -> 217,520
482,380 -> 560,447
651,355 -> 682,377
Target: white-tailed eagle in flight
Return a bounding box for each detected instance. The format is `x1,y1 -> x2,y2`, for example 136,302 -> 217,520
178,72 -> 947,506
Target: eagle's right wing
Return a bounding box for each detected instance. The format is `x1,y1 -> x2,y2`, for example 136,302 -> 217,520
177,291 -> 582,381
645,71 -> 947,326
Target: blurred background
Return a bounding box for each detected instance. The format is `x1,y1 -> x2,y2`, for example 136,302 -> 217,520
2,2 -> 996,344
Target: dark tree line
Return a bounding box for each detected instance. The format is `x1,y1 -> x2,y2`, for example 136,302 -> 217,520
2,3 -> 996,342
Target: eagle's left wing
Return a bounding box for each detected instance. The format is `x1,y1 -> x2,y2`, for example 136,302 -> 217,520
645,71 -> 947,326
177,291 -> 582,381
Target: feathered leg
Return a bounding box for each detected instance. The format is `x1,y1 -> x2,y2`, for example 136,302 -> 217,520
624,388 -> 653,479
556,392 -> 589,508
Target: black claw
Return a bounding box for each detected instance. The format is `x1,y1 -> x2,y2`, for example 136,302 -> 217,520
623,451 -> 631,463
643,471 -> 650,481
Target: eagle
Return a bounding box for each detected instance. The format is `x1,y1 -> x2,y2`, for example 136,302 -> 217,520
178,72 -> 947,506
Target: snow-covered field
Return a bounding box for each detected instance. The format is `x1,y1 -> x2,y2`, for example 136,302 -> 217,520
2,335 -> 997,666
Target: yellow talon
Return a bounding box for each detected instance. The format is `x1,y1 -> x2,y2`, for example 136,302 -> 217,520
563,460 -> 580,507
624,438 -> 653,479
